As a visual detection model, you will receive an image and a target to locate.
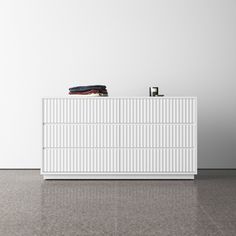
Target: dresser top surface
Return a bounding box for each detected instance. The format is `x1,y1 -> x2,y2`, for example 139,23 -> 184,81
42,97 -> 197,100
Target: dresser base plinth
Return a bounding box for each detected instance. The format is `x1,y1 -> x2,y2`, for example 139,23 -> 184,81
43,173 -> 195,180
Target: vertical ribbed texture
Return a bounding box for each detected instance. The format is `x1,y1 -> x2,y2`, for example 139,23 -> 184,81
43,98 -> 120,123
42,98 -> 197,173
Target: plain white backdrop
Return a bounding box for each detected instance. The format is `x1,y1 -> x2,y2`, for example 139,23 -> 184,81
0,0 -> 235,168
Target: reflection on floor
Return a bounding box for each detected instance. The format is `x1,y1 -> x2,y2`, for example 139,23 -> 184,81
0,170 -> 236,236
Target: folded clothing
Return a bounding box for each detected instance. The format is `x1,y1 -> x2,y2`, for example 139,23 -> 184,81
69,90 -> 108,95
69,93 -> 101,97
69,85 -> 106,92
69,85 -> 108,96
69,89 -> 106,95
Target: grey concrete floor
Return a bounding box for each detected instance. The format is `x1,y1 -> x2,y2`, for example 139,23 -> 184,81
0,170 -> 236,236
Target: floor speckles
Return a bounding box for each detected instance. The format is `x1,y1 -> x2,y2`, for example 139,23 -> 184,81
0,170 -> 236,236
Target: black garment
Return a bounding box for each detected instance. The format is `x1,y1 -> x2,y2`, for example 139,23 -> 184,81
69,85 -> 106,92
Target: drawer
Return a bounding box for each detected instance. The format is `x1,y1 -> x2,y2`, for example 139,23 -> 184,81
42,148 -> 196,173
43,98 -> 197,124
43,124 -> 120,148
119,98 -> 196,124
43,148 -> 119,173
43,98 -> 120,124
119,148 -> 196,173
120,124 -> 195,148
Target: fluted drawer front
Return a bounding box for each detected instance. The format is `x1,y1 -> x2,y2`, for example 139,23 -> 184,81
44,124 -> 119,148
120,149 -> 196,172
43,148 -> 196,173
120,98 -> 196,123
44,124 -> 195,148
43,98 -> 197,124
43,98 -> 120,124
120,124 -> 195,148
43,148 -> 119,172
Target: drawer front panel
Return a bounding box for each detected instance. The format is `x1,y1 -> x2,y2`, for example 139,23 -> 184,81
119,98 -> 196,124
43,98 -> 197,124
43,148 -> 195,173
43,98 -> 120,124
119,148 -> 196,173
120,124 -> 195,148
43,148 -> 119,173
43,124 -> 119,148
44,124 -> 196,148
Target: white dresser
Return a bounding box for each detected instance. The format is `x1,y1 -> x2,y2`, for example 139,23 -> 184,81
42,97 -> 197,179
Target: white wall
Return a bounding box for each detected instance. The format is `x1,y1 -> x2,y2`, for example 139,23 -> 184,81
0,0 -> 235,168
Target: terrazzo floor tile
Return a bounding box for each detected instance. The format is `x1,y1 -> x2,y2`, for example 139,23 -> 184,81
0,170 -> 235,236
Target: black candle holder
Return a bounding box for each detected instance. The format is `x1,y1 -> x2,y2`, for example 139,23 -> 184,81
149,87 -> 164,97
